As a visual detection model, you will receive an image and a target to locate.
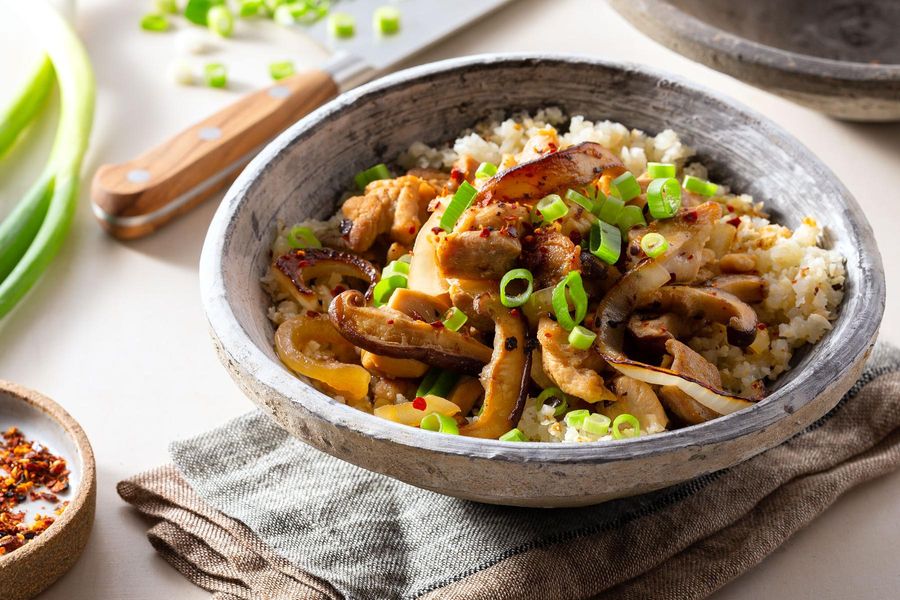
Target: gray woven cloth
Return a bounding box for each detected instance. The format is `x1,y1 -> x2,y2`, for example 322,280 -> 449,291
118,343 -> 900,600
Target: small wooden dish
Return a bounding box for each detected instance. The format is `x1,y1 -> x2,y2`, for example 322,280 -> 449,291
0,381 -> 96,600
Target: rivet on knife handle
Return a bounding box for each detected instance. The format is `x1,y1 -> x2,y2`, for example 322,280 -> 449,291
90,69 -> 338,240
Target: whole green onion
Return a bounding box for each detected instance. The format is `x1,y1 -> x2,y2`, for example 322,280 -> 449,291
438,181 -> 477,231
565,189 -> 594,213
617,204 -> 646,233
564,409 -> 589,430
474,161 -> 497,179
499,428 -> 526,442
372,274 -> 407,307
535,194 -> 568,223
683,174 -> 718,197
640,232 -> 669,258
612,413 -> 641,439
354,163 -> 392,190
590,220 -> 621,265
551,271 -> 587,331
499,268 -> 534,308
0,56 -> 54,161
567,325 -> 596,350
611,171 -> 641,201
286,225 -> 321,249
647,178 -> 682,219
420,412 -> 459,435
269,60 -> 295,80
647,162 -> 676,178
582,413 -> 611,436
373,5 -> 401,35
536,387 -> 568,417
442,307 -> 468,332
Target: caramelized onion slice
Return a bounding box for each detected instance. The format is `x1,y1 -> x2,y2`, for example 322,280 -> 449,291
329,290 -> 492,374
593,260 -> 754,416
475,141 -> 625,205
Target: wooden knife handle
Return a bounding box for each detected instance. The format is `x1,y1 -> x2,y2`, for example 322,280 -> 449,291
91,69 -> 338,240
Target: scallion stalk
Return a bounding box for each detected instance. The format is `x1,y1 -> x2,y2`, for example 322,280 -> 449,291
0,56 -> 54,160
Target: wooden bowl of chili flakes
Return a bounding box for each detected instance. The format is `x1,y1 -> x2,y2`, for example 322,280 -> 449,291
0,381 -> 96,600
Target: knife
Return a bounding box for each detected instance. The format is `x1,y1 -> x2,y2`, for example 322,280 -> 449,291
91,0 -> 514,239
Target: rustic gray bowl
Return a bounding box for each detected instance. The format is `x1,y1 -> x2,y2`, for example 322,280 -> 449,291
200,54 -> 885,507
610,0 -> 900,121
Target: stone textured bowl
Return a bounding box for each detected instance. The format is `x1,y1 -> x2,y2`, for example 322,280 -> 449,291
610,0 -> 900,121
200,55 -> 885,507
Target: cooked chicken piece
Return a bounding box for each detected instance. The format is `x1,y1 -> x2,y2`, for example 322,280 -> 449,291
627,201 -> 723,283
371,375 -> 417,409
449,154 -> 480,190
603,376 -> 668,434
707,274 -> 768,304
537,317 -> 615,403
719,253 -> 757,274
436,202 -> 530,280
407,168 -> 450,192
516,127 -> 560,163
386,242 -> 409,262
520,229 -> 581,288
341,175 -> 438,252
658,339 -> 722,425
454,201 -> 531,233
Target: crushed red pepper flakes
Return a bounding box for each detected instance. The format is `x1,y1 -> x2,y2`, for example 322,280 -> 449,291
0,427 -> 69,556
412,397 -> 427,411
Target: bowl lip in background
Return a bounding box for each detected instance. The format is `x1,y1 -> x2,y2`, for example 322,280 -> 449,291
609,0 -> 900,84
0,380 -> 96,596
200,53 -> 885,468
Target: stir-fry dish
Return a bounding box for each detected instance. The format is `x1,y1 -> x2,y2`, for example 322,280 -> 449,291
263,109 -> 845,442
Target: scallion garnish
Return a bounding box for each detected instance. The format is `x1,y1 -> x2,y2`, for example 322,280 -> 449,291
567,325 -> 596,350
640,232 -> 669,258
203,62 -> 228,88
328,12 -> 355,38
565,189 -> 594,213
207,5 -> 234,37
442,307 -> 468,332
239,0 -> 262,17
438,181 -> 477,231
141,13 -> 171,31
416,368 -> 440,398
372,274 -> 407,307
647,177 -> 682,219
499,268 -> 534,308
683,174 -> 718,197
185,0 -> 224,26
382,259 -> 410,279
354,163 -> 391,190
647,162 -> 676,178
427,369 -> 457,399
551,271 -> 587,331
582,413 -> 611,436
286,225 -> 321,249
611,171 -> 641,201
373,6 -> 401,35
156,0 -> 179,14
536,388 -> 568,417
589,220 -> 621,265
564,409 -> 589,430
589,187 -> 608,217
616,204 -> 646,233
535,194 -> 568,223
474,161 -> 497,180
612,413 -> 641,439
269,60 -> 295,81
596,193 -> 624,224
499,428 -> 526,442
420,412 -> 459,435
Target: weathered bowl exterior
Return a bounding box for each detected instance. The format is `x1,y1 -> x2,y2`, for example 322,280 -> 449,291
610,0 -> 900,122
200,55 -> 884,507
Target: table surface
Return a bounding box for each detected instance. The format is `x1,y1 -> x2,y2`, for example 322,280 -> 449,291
2,1 -> 898,598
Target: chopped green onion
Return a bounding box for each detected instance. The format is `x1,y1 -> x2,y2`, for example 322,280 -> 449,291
442,307 -> 468,332
141,13 -> 170,31
611,171 -> 641,201
567,325 -> 596,350
590,220 -> 622,265
420,412 -> 459,435
647,177 -> 682,219
156,0 -> 180,14
617,204 -> 646,233
438,181 -> 477,231
203,63 -> 227,88
274,3 -> 303,25
612,413 -> 641,439
185,0 -> 224,25
582,413 -> 611,436
373,5 -> 401,34
564,409 -> 589,430
239,0 -> 263,17
328,12 -> 355,38
269,60 -> 295,80
596,193 -> 624,224
383,259 -> 410,278
286,225 -> 321,249
499,428 -> 526,442
551,271 -> 588,331
372,274 -> 407,307
428,369 -> 457,399
536,388 -> 568,417
499,268 -> 534,308
588,187 -> 608,217
354,163 -> 391,190
640,232 -> 669,258
565,189 -> 594,213
535,194 -> 568,223
474,162 -> 497,180
416,368 -> 440,397
207,5 -> 234,36
264,0 -> 287,13
647,162 -> 676,178
683,174 -> 718,197
398,254 -> 412,264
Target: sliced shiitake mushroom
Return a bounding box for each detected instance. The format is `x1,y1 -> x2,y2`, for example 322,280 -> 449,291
602,376 -> 668,434
706,274 -> 768,304
271,248 -> 378,307
329,290 -> 492,374
657,340 -> 725,425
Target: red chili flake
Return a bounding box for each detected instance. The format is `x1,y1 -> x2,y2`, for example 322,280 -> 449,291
726,205 -> 735,213
430,320 -> 445,329
431,227 -> 444,235
412,397 -> 427,410
450,169 -> 465,184
757,322 -> 768,330
386,319 -> 394,325
683,211 -> 698,223
727,217 -> 741,227
509,308 -> 521,318
479,228 -> 491,238
331,285 -> 347,296
306,310 -> 319,318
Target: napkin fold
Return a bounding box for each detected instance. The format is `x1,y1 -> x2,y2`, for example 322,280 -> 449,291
118,343 -> 900,600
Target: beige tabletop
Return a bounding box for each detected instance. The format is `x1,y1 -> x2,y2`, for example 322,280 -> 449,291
2,0 -> 898,598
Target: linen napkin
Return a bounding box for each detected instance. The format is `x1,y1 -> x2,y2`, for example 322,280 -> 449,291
118,342 -> 900,600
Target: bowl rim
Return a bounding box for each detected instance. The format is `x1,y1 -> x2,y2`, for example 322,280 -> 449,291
0,380 -> 96,569
200,52 -> 885,465
610,0 -> 900,83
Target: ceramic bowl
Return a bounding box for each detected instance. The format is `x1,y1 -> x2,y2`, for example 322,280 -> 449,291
609,0 -> 900,121
200,55 -> 885,507
0,381 -> 96,600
